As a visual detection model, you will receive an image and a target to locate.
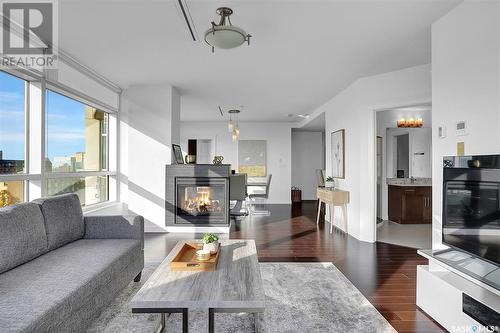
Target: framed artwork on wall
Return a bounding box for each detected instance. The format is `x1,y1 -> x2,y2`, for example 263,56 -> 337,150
238,140 -> 267,177
331,129 -> 345,179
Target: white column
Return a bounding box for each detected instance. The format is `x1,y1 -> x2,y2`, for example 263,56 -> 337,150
121,84 -> 180,232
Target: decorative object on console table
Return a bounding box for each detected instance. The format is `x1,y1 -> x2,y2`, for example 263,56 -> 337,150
325,177 -> 335,188
172,144 -> 184,164
202,233 -> 220,254
331,129 -> 345,178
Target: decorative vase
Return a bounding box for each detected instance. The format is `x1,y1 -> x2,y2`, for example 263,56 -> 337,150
203,241 -> 219,254
185,155 -> 196,164
325,181 -> 335,188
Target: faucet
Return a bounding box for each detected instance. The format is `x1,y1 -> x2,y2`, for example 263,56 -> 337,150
410,176 -> 415,184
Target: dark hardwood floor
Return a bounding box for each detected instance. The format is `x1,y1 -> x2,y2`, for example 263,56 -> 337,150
144,201 -> 446,333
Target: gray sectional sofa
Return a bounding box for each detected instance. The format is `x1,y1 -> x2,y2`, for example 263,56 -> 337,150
0,194 -> 144,333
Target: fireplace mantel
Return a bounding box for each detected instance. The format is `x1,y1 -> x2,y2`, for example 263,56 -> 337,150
165,164 -> 231,229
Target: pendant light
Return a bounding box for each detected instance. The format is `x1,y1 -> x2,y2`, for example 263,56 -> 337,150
228,110 -> 240,141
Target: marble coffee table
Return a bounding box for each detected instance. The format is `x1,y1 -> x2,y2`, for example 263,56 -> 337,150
130,239 -> 265,332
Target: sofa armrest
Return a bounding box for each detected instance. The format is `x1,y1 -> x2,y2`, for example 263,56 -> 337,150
84,215 -> 144,249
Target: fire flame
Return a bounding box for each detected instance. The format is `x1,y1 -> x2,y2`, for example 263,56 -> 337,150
182,186 -> 222,213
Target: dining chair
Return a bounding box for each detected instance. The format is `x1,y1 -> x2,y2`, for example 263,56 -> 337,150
248,174 -> 272,215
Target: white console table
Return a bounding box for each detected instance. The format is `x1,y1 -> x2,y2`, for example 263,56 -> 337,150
416,250 -> 500,332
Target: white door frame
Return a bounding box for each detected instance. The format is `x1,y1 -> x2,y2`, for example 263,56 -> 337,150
372,99 -> 432,242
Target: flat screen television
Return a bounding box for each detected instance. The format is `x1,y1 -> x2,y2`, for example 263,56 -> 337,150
442,155 -> 500,266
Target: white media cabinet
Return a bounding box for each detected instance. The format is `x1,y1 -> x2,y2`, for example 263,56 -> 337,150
416,250 -> 500,332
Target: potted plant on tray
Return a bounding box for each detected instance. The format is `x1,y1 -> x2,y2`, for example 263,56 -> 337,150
202,233 -> 219,254
325,177 -> 335,188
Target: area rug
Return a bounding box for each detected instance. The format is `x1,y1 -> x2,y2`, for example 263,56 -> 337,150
86,262 -> 396,333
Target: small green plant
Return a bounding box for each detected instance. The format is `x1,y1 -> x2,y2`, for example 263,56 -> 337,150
202,233 -> 219,244
326,176 -> 334,181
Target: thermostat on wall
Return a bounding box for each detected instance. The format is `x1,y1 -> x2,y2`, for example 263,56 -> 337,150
438,125 -> 446,139
456,121 -> 467,136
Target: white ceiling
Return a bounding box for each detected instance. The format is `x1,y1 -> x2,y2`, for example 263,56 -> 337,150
294,113 -> 325,132
58,0 -> 460,122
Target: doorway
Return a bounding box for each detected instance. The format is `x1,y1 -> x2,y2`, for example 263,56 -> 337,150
291,114 -> 326,202
196,139 -> 212,164
376,136 -> 383,221
374,104 -> 432,249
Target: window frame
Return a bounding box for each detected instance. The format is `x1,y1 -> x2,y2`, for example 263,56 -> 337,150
0,70 -> 37,206
43,86 -> 116,206
0,68 -> 118,208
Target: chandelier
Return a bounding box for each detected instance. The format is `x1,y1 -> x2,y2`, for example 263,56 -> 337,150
228,109 -> 240,142
204,7 -> 251,52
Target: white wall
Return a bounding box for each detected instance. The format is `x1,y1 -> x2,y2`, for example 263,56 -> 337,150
120,84 -> 180,232
291,131 -> 325,200
308,64 -> 431,242
431,0 -> 500,249
180,122 -> 292,204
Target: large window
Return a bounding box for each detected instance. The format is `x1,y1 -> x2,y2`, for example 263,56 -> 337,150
46,176 -> 108,206
46,90 -> 108,173
0,71 -> 26,175
0,72 -> 27,208
0,69 -> 117,208
45,90 -> 110,205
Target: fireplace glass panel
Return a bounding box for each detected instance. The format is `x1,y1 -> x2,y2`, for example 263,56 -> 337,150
176,178 -> 227,224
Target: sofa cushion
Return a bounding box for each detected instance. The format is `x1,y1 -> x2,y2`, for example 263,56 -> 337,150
33,193 -> 84,250
0,238 -> 143,333
0,202 -> 48,274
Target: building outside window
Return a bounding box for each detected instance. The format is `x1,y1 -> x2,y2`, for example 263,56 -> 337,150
45,90 -> 110,206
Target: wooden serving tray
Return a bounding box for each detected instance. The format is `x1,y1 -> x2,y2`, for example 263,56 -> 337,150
170,242 -> 220,272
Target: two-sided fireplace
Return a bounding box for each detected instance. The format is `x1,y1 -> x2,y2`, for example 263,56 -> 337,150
165,164 -> 230,226
176,178 -> 228,224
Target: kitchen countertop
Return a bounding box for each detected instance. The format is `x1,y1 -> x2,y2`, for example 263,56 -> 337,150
386,178 -> 432,187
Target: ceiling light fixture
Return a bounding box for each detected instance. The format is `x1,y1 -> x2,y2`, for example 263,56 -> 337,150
288,113 -> 310,119
397,117 -> 423,128
205,7 -> 251,53
228,109 -> 241,141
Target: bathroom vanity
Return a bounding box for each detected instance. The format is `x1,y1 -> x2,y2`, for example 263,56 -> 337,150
388,179 -> 432,224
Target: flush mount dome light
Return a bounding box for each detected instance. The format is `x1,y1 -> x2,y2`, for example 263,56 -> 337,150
204,7 -> 251,52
